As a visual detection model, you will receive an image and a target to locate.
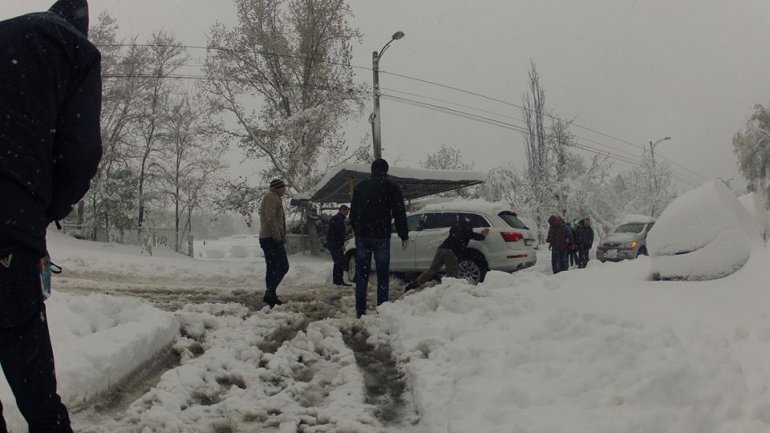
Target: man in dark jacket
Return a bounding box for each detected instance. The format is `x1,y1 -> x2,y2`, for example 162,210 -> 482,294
0,1 -> 102,432
349,159 -> 409,318
404,219 -> 490,291
326,204 -> 351,286
546,215 -> 569,274
575,218 -> 595,268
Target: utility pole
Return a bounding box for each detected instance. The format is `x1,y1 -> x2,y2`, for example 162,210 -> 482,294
370,31 -> 404,160
649,136 -> 671,216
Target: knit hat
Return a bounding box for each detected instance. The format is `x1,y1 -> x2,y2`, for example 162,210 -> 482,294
269,179 -> 286,190
371,158 -> 389,176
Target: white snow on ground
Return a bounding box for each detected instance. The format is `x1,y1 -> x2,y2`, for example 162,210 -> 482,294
2,189 -> 770,432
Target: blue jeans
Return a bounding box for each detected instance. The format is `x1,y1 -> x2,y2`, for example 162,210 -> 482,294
259,238 -> 289,297
551,247 -> 569,274
355,238 -> 390,318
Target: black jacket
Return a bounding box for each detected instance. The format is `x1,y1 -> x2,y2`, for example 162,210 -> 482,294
0,0 -> 102,255
350,174 -> 408,241
326,212 -> 347,248
439,222 -> 485,256
575,224 -> 594,249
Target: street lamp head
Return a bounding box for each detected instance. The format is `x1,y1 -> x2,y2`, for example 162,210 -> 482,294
663,136 -> 671,141
392,31 -> 405,40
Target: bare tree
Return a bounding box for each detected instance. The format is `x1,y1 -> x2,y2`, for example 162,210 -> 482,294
522,61 -> 552,241
86,13 -> 148,239
157,93 -> 225,252
130,32 -> 188,241
203,0 -> 366,194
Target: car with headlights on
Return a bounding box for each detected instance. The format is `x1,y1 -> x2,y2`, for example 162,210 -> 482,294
596,217 -> 655,262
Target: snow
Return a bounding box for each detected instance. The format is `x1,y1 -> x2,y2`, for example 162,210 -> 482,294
2,208 -> 770,432
648,180 -> 762,280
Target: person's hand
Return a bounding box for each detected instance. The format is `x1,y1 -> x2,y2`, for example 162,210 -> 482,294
401,239 -> 410,250
481,228 -> 490,237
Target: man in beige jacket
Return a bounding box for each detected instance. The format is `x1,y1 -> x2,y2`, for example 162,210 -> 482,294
259,179 -> 289,307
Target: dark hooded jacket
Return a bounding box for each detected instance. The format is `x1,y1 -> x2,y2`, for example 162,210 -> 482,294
349,173 -> 409,241
546,215 -> 569,249
0,0 -> 102,255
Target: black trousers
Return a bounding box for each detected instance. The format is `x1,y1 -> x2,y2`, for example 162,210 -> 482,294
578,248 -> 590,268
329,245 -> 346,284
259,237 -> 289,298
0,239 -> 72,433
0,305 -> 72,433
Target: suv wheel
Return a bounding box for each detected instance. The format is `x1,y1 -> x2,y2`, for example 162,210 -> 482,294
345,250 -> 357,282
458,252 -> 488,284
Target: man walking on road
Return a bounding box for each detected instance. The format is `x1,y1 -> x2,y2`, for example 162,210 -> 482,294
259,179 -> 289,307
0,1 -> 103,431
326,204 -> 351,286
350,159 -> 409,318
404,219 -> 489,291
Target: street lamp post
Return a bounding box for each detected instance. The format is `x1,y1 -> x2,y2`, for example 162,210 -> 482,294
649,136 -> 671,216
371,31 -> 405,160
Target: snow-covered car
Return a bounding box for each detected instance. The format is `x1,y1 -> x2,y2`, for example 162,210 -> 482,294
596,215 -> 656,262
648,180 -> 761,281
344,201 -> 537,284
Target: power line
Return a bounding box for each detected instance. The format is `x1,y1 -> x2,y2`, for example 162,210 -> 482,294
381,93 -> 701,187
97,42 -> 708,182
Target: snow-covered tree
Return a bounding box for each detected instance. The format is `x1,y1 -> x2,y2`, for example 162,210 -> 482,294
733,103 -> 770,205
203,0 -> 366,195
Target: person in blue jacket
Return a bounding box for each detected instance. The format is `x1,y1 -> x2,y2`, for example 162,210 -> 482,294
0,1 -> 102,431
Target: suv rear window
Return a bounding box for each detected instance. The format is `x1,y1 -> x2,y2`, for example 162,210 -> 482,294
422,213 -> 457,229
458,213 -> 490,228
498,211 -> 528,229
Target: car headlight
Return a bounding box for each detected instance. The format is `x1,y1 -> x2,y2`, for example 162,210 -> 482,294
628,240 -> 639,248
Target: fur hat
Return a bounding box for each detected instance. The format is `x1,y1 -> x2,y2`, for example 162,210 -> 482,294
269,179 -> 286,190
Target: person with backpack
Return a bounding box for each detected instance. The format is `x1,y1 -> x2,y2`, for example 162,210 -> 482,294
0,1 -> 103,431
546,215 -> 570,274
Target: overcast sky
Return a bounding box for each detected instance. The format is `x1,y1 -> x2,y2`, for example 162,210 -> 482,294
5,0 -> 769,189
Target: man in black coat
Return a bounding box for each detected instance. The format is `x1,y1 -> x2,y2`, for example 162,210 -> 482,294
0,1 -> 102,431
404,219 -> 490,291
349,159 -> 409,318
326,204 -> 351,286
575,218 -> 595,268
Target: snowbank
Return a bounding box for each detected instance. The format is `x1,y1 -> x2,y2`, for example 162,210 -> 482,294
648,180 -> 761,280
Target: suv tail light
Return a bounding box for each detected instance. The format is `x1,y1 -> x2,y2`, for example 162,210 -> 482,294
501,231 -> 523,242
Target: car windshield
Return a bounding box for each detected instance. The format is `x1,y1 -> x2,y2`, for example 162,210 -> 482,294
615,223 -> 646,234
498,211 -> 528,229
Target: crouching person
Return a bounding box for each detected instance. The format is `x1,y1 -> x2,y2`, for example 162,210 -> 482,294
404,220 -> 490,291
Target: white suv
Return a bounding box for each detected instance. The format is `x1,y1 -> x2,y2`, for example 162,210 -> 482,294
344,202 -> 537,284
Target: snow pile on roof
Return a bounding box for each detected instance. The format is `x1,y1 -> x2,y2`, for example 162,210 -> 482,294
648,180 -> 761,280
419,198 -> 514,214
